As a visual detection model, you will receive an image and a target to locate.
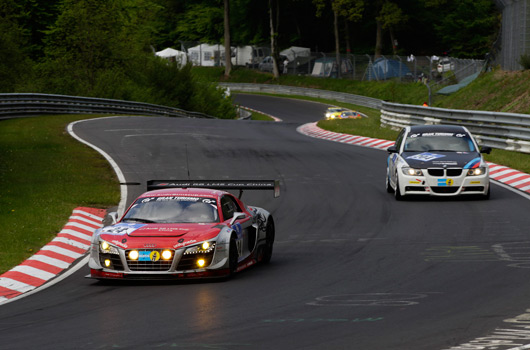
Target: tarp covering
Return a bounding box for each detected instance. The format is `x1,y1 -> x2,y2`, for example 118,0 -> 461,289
366,58 -> 410,80
436,72 -> 480,95
280,46 -> 310,61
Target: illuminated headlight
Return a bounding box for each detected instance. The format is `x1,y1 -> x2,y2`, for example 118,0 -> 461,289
161,250 -> 173,260
467,167 -> 486,176
128,250 -> 139,260
99,240 -> 119,254
402,167 -> 424,176
184,242 -> 216,255
325,113 -> 331,118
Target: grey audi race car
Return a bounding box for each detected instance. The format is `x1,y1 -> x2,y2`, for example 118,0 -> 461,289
386,125 -> 492,200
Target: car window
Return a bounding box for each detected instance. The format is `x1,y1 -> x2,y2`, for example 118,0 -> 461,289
404,132 -> 475,152
220,195 -> 242,221
123,196 -> 219,223
394,129 -> 406,151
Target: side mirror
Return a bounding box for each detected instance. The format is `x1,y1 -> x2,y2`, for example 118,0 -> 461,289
230,212 -> 246,225
102,212 -> 118,226
480,146 -> 492,154
387,145 -> 397,153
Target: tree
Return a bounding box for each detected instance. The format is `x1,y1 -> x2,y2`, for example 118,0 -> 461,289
268,0 -> 280,78
377,1 -> 408,56
224,0 -> 231,77
314,0 -> 363,77
0,0 -> 32,92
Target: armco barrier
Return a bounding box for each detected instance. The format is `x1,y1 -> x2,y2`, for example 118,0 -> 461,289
0,93 -> 215,119
223,82 -> 530,154
219,82 -> 383,110
381,101 -> 530,154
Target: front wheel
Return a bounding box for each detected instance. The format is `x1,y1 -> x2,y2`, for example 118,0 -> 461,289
386,171 -> 394,193
261,217 -> 275,264
228,236 -> 238,277
394,177 -> 403,201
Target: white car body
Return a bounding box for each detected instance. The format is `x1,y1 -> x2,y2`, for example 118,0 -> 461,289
386,125 -> 491,200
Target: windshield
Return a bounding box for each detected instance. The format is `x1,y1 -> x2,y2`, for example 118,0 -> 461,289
123,196 -> 219,224
403,132 -> 476,152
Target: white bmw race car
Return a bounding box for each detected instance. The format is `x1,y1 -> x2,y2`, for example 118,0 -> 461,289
386,125 -> 492,200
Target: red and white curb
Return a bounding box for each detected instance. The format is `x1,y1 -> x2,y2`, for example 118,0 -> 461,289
0,207 -> 105,304
297,121 -> 530,196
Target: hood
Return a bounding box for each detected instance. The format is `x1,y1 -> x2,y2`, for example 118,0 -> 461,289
402,151 -> 482,169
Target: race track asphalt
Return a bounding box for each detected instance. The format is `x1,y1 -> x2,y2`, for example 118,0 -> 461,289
1,94 -> 530,350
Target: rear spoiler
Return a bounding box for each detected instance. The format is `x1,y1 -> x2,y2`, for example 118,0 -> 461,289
146,180 -> 280,198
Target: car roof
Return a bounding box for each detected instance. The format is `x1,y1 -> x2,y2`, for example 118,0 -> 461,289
408,124 -> 467,134
139,188 -> 224,199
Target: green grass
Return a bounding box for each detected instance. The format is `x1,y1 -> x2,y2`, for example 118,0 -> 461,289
0,115 -> 119,274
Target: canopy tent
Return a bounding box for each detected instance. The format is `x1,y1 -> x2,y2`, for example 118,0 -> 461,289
155,47 -> 187,65
311,57 -> 353,78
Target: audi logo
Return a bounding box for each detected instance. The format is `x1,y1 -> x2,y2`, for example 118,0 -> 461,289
144,243 -> 157,248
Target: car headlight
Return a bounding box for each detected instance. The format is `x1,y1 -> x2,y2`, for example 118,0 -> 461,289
467,167 -> 487,176
99,240 -> 119,255
402,167 -> 424,176
183,241 -> 216,255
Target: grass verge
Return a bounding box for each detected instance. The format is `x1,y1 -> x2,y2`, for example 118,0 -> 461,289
0,115 -> 120,274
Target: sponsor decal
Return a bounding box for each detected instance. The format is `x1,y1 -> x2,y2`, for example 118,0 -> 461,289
112,240 -> 128,249
149,251 -> 161,262
407,152 -> 446,162
173,239 -> 197,249
437,178 -> 454,186
102,223 -> 146,235
432,161 -> 458,166
470,181 -> 481,184
409,180 -> 421,184
231,222 -> 243,238
464,157 -> 481,169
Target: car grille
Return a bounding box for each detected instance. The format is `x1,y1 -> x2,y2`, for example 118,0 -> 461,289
427,168 -> 462,177
126,249 -> 173,271
431,187 -> 459,194
427,168 -> 444,176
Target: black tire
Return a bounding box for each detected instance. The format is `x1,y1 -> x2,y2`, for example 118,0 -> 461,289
483,186 -> 491,200
394,177 -> 403,201
228,236 -> 238,277
386,172 -> 394,193
261,217 -> 275,264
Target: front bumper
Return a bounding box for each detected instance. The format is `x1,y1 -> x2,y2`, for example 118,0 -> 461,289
88,243 -> 230,280
398,169 -> 489,197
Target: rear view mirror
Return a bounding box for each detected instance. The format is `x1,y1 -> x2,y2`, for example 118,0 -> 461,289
230,212 -> 246,225
387,145 -> 397,153
480,146 -> 492,154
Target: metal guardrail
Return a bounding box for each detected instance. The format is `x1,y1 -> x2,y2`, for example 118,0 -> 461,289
3,89 -> 530,154
381,101 -> 530,153
0,93 -> 215,119
220,83 -> 382,110
224,82 -> 530,154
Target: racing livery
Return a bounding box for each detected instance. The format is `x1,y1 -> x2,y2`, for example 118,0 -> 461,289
386,125 -> 491,200
89,180 -> 279,280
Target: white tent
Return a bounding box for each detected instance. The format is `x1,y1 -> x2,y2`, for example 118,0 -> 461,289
187,44 -> 226,66
280,46 -> 310,61
155,47 -> 187,65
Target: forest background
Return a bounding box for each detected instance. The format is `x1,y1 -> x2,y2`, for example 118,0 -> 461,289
0,0 -> 500,118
